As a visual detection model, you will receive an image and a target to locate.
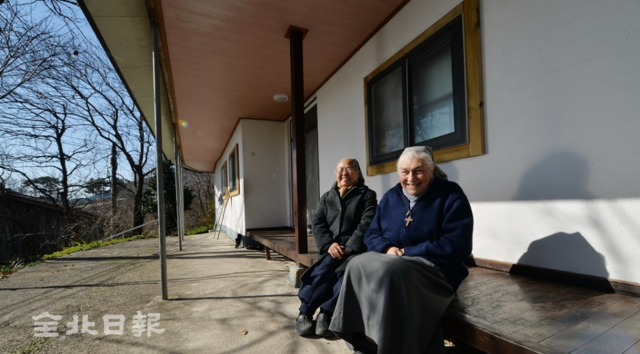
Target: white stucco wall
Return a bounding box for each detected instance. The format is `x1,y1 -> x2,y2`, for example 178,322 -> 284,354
214,124 -> 245,240
242,119 -> 291,229
214,119 -> 293,240
314,0 -> 640,284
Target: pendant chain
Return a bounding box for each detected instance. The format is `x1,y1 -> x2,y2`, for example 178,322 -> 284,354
401,196 -> 413,227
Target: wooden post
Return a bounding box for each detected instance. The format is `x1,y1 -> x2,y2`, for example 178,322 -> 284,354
286,26 -> 308,256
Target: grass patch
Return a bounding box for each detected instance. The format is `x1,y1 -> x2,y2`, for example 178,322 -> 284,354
0,260 -> 35,278
185,225 -> 212,235
8,337 -> 49,354
2,225 -> 211,278
42,234 -> 150,260
1,234 -> 151,278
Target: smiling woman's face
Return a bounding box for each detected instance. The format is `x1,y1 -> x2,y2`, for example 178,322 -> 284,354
398,157 -> 434,195
335,159 -> 359,188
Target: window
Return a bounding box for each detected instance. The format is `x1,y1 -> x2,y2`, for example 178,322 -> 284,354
365,0 -> 484,175
221,161 -> 228,197
228,144 -> 240,196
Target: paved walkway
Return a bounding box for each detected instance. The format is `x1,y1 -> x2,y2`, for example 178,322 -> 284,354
0,233 -> 352,354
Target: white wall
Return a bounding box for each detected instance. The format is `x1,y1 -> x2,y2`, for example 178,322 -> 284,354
314,0 -> 640,284
242,119 -> 291,229
214,124 -> 245,240
214,119 -> 292,240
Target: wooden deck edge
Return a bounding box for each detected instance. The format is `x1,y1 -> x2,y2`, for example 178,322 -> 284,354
442,313 -> 545,354
245,228 -> 318,267
470,257 -> 640,297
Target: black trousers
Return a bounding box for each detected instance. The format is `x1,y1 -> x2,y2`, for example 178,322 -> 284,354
297,255 -> 345,315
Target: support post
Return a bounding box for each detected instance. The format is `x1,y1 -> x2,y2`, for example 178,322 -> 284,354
178,151 -> 184,246
286,26 -> 308,257
174,138 -> 184,250
152,22 -> 168,300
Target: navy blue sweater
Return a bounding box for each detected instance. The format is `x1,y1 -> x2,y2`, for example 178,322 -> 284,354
364,178 -> 473,290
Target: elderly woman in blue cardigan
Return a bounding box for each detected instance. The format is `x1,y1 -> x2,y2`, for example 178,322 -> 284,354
329,146 -> 473,353
296,158 -> 377,337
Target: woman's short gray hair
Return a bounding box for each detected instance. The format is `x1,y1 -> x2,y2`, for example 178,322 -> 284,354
396,146 -> 435,172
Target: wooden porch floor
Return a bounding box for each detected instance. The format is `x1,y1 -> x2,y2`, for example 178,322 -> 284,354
445,267 -> 640,353
245,228 -> 318,267
244,228 -> 640,353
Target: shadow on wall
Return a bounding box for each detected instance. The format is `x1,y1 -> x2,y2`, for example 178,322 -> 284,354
513,149 -> 593,200
439,163 -> 459,183
513,232 -> 613,292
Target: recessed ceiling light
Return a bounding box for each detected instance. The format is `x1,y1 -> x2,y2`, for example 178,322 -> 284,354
273,93 -> 289,103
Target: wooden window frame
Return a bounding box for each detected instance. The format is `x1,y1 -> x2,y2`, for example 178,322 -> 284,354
365,0 -> 484,176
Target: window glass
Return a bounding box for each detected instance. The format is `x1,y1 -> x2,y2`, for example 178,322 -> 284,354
228,144 -> 240,196
370,66 -> 404,157
221,162 -> 228,197
411,42 -> 455,143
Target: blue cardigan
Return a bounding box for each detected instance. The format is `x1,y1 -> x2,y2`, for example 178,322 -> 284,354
364,177 -> 473,290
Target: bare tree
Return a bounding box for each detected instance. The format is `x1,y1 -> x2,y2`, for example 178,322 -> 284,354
0,0 -> 161,261
1,0 -> 156,236
4,0 -> 155,234
0,0 -> 78,205
0,60 -> 98,213
50,35 -> 155,233
0,0 -> 67,101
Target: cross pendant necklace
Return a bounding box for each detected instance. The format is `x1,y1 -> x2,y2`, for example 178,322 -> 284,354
405,210 -> 413,226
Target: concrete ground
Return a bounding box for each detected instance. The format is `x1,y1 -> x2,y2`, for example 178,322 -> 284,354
0,233 -> 352,354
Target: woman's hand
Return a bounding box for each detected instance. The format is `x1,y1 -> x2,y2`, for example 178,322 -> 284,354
328,242 -> 349,259
385,246 -> 404,256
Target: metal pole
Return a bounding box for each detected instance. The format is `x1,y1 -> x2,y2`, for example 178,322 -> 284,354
174,137 -> 183,250
178,154 -> 184,244
152,22 -> 168,300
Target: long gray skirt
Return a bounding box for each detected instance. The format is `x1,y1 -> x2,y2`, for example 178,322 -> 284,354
329,252 -> 454,354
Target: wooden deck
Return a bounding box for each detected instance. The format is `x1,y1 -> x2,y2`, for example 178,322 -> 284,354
444,267 -> 640,353
245,228 -> 318,267
244,228 -> 640,353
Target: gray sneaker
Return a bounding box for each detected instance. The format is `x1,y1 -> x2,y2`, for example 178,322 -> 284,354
296,313 -> 314,336
315,312 -> 332,337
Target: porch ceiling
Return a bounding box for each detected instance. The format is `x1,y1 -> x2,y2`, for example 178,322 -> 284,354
80,0 -> 408,172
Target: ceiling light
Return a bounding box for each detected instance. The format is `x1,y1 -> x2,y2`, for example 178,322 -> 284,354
273,93 -> 289,103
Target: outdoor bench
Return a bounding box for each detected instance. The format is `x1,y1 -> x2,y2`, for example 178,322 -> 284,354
441,259 -> 640,354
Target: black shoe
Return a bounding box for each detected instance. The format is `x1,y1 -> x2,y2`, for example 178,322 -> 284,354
315,311 -> 333,337
342,333 -> 376,354
296,313 -> 314,336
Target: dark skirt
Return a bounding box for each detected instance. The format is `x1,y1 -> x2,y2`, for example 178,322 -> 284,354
329,252 -> 454,354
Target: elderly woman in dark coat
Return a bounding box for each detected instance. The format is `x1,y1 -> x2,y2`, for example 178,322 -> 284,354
296,158 -> 377,337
